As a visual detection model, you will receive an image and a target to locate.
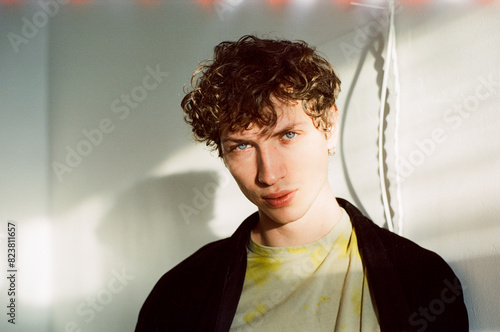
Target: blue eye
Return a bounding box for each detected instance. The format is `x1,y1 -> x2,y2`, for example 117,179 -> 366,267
235,143 -> 249,150
283,132 -> 296,139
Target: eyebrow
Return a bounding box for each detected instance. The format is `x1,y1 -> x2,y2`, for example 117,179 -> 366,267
271,119 -> 308,136
221,137 -> 249,145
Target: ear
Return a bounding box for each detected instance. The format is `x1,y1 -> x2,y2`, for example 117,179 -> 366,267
326,105 -> 339,150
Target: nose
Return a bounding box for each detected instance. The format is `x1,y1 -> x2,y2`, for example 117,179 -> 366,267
256,146 -> 286,186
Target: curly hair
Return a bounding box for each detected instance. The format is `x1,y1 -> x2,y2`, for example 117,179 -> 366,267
181,35 -> 341,157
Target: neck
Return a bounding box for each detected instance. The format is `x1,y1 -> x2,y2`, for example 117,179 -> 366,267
252,183 -> 342,247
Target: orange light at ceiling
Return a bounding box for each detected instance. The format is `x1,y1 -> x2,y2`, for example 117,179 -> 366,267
0,0 -> 23,4
1,0 -> 495,6
268,0 -> 289,6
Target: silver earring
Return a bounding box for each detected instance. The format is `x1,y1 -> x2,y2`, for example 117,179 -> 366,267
328,147 -> 336,156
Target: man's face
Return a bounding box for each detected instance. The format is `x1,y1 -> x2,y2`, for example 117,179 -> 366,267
221,100 -> 336,225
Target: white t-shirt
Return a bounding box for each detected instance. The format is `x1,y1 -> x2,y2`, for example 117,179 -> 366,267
230,208 -> 380,332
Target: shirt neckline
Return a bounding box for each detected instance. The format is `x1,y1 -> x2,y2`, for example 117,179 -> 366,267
247,208 -> 351,258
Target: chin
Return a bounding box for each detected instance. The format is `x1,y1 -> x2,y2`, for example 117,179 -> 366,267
260,205 -> 308,225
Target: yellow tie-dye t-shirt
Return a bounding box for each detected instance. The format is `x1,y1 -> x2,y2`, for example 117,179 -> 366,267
230,208 -> 380,332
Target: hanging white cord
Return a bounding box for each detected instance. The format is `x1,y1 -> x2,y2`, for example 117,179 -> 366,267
391,22 -> 404,236
378,0 -> 396,232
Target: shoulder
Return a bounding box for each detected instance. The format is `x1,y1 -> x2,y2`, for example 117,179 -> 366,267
135,212 -> 258,331
135,238 -> 232,330
338,198 -> 452,273
371,221 -> 450,272
338,198 -> 468,331
152,237 -> 234,292
143,211 -> 257,300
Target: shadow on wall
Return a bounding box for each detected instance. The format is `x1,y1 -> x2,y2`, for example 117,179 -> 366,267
97,171 -> 222,277
339,28 -> 387,223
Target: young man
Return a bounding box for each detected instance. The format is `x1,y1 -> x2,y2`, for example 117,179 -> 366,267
136,35 -> 468,331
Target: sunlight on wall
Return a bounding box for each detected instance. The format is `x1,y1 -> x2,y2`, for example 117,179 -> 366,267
417,223 -> 500,263
52,195 -> 114,301
19,218 -> 52,306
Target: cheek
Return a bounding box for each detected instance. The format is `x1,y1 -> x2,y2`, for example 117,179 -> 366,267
227,161 -> 256,192
298,136 -> 329,159
292,139 -> 329,178
294,153 -> 328,181
231,173 -> 259,205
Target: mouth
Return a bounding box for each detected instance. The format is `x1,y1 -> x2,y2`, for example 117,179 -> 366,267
262,190 -> 297,208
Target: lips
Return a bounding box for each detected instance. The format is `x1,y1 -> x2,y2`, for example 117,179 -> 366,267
262,190 -> 297,208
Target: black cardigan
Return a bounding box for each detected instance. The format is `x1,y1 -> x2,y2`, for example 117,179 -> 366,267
136,198 -> 468,332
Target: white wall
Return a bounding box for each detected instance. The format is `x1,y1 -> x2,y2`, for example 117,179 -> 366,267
1,1 -> 499,331
0,3 -> 51,332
